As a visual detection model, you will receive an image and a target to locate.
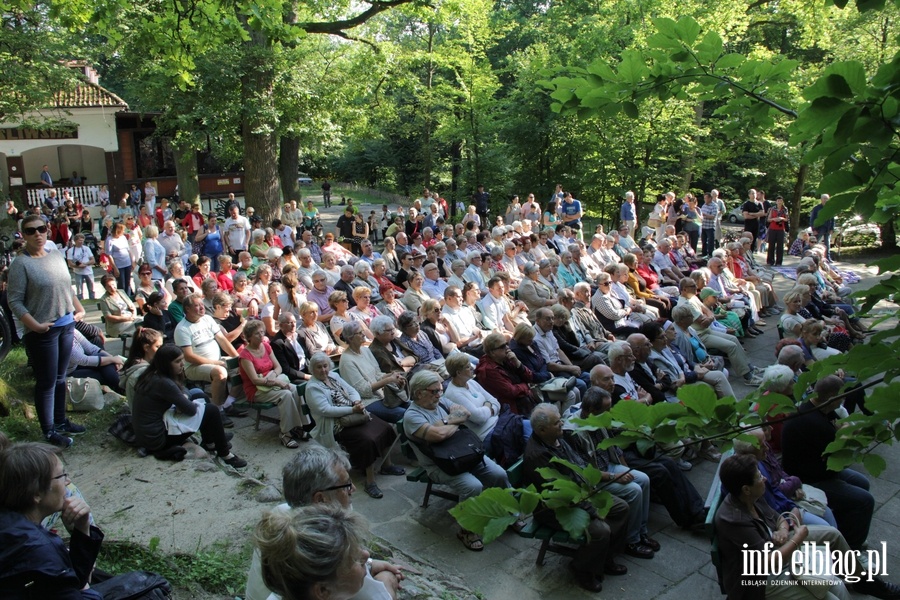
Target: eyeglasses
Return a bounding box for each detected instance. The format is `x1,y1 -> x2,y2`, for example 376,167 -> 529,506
319,482 -> 353,493
599,281 -> 611,286
52,472 -> 69,481
23,225 -> 48,235
424,387 -> 443,396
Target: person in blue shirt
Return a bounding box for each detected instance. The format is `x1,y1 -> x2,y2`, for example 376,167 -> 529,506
560,192 -> 584,242
620,191 -> 636,238
39,164 -> 53,188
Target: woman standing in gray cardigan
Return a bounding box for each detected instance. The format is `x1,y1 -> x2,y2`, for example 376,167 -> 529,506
7,214 -> 83,447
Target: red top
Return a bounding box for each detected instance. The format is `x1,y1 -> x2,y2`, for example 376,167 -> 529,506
217,269 -> 236,293
768,207 -> 788,231
474,355 -> 534,414
182,211 -> 204,234
636,263 -> 660,289
239,339 -> 276,402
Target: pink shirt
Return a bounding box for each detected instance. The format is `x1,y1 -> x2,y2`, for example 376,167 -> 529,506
239,339 -> 276,402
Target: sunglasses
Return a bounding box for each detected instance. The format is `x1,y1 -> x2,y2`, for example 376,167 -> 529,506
23,225 -> 48,235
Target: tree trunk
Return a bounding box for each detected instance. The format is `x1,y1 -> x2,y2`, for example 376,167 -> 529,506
681,102 -> 703,192
240,32 -> 281,223
789,163 -> 808,244
450,140 -> 462,220
422,22 -> 435,190
279,135 -> 301,204
172,142 -> 200,207
880,220 -> 897,250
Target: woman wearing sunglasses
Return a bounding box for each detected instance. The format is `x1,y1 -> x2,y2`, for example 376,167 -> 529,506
7,215 -> 84,447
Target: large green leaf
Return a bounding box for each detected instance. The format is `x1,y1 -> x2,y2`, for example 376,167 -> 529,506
674,16 -> 701,45
695,31 -> 724,64
449,487 -> 520,543
618,50 -> 649,84
678,382 -> 717,419
554,506 -> 591,539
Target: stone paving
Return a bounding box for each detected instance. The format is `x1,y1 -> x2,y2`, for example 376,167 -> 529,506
83,193 -> 899,599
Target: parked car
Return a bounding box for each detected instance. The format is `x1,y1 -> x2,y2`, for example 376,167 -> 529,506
725,207 -> 745,224
297,173 -> 313,186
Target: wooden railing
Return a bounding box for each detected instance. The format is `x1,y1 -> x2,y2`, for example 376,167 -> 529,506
26,185 -> 107,208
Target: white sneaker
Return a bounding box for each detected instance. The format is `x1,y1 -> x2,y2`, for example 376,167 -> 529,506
744,372 -> 764,386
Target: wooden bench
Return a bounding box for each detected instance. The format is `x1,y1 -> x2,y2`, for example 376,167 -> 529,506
507,458 -> 584,566
227,356 -> 281,431
704,448 -> 733,594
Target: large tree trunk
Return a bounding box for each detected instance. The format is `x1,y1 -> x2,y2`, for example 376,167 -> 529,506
172,142 -> 200,207
422,22 -> 435,190
789,163 -> 808,244
450,140 -> 462,219
880,221 -> 897,250
279,135 -> 301,204
241,28 -> 281,222
681,101 -> 703,192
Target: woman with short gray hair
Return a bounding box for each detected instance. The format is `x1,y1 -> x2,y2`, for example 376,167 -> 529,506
403,369 -> 510,551
305,352 -> 402,499
397,311 -> 448,379
517,261 -> 555,319
338,322 -> 409,424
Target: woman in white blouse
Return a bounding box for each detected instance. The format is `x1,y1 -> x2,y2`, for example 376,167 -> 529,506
442,353 -> 532,458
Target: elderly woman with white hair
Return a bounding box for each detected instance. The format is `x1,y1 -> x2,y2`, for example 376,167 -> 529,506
446,259 -> 467,290
592,271 -> 643,337
352,261 -> 383,304
397,310 -> 448,379
517,261 -> 555,320
305,352 -> 404,499
606,263 -> 660,323
403,369 -> 510,551
338,321 -> 409,424
369,315 -> 417,374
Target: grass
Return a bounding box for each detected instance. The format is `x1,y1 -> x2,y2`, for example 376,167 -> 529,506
97,538 -> 253,596
0,343 -> 126,445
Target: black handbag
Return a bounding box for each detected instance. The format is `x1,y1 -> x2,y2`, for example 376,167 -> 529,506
415,409 -> 485,475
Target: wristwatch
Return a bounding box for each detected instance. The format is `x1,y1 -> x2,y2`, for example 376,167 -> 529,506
442,418 -> 448,425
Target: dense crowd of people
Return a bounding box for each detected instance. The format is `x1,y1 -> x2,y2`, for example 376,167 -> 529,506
2,183 -> 893,599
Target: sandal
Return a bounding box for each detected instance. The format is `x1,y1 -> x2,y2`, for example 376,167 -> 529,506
364,483 -> 384,499
280,434 -> 300,449
378,465 -> 406,476
457,529 -> 484,552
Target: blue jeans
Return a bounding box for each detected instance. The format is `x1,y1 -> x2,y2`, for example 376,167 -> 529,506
117,264 -> 133,297
366,400 -> 408,424
605,464 -> 652,544
426,455 -> 509,502
814,469 -> 873,550
701,228 -> 716,257
802,507 -> 837,528
24,322 -> 75,432
74,273 -> 95,300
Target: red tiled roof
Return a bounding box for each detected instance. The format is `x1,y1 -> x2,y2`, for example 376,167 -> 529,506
51,79 -> 128,110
